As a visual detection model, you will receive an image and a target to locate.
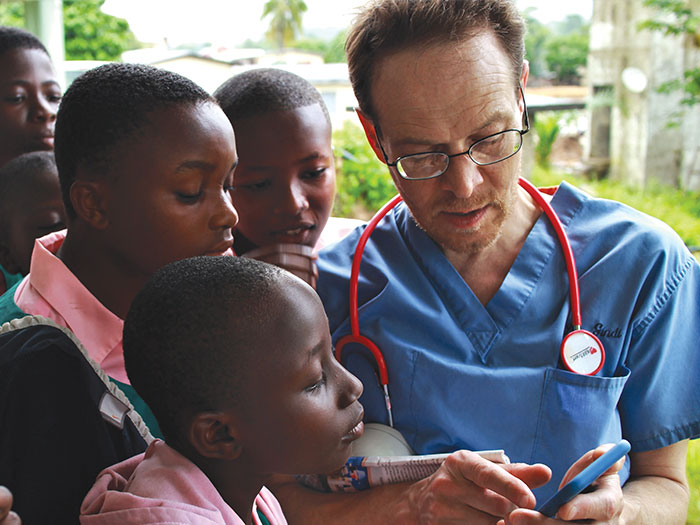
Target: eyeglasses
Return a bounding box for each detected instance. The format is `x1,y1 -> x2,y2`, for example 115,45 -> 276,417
375,85 -> 530,181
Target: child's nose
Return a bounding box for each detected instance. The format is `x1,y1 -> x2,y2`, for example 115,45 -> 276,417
32,94 -> 57,123
211,190 -> 239,230
336,360 -> 364,407
276,181 -> 309,215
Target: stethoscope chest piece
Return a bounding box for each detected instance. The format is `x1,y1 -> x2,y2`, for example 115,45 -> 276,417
560,329 -> 605,376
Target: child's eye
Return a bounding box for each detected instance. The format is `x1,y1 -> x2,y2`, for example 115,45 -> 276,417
47,93 -> 62,103
302,168 -> 328,180
305,373 -> 326,393
239,180 -> 271,192
175,191 -> 202,203
4,94 -> 25,103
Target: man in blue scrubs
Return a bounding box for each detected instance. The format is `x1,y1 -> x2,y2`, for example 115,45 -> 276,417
272,0 -> 700,523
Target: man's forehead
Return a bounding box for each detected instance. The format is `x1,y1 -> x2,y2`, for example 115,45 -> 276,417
370,32 -> 516,125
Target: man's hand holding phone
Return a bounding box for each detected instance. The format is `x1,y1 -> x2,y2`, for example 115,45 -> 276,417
500,440 -> 629,524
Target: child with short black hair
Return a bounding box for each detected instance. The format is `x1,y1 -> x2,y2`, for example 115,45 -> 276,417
0,26 -> 60,168
0,151 -> 65,294
80,255 -> 364,524
214,68 -> 360,287
0,63 -> 238,523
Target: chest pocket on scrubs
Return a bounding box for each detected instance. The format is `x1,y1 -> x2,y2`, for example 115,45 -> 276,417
532,365 -> 631,495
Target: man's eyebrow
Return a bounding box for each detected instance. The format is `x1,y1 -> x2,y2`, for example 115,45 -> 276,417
391,110 -> 514,148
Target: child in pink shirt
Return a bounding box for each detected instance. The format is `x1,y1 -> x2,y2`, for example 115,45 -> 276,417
81,256 -> 365,524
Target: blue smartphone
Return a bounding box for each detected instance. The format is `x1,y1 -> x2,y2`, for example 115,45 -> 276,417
536,439 -> 631,518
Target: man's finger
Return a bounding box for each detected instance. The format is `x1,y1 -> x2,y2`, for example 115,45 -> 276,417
443,450 -> 538,509
0,487 -> 12,520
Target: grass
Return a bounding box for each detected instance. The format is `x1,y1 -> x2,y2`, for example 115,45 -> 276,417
688,440 -> 700,524
531,166 -> 700,523
529,165 -> 700,249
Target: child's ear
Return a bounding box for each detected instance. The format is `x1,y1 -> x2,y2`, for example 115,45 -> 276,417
189,412 -> 243,460
70,179 -> 109,230
356,109 -> 387,164
0,242 -> 20,275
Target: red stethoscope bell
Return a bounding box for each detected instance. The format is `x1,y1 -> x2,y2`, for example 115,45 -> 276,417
560,329 -> 605,376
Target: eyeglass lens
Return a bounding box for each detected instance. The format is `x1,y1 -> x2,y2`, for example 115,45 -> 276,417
397,130 -> 523,179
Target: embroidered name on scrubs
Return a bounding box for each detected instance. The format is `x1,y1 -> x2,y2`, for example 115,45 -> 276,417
592,323 -> 622,338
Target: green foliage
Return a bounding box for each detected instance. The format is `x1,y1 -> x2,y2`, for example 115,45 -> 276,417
532,113 -> 561,167
544,30 -> 589,85
262,0 -> 308,50
295,30 -> 347,63
639,0 -> 700,114
639,0 -> 700,36
0,0 -> 136,61
63,0 -> 136,60
688,439 -> 700,524
530,165 -> 700,248
332,121 -> 396,219
523,9 -> 551,79
0,1 -> 23,27
523,10 -> 590,84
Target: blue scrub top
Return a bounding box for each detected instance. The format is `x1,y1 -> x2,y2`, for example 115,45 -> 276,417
318,182 -> 700,500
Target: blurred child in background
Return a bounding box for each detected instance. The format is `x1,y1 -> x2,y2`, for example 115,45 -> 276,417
0,151 -> 65,295
0,26 -> 61,294
0,26 -> 60,169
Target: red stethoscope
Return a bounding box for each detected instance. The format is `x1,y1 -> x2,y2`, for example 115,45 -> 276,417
335,177 -> 605,428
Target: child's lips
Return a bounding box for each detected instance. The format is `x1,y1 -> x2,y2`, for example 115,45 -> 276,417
343,411 -> 365,443
206,239 -> 234,256
272,223 -> 316,242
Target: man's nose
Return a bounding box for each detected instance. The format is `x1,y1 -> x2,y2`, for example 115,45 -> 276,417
439,154 -> 484,199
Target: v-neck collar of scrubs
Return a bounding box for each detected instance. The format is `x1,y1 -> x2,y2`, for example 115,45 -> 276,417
396,181 -> 584,359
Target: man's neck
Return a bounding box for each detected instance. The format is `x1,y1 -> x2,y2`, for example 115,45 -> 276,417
445,186 -> 545,306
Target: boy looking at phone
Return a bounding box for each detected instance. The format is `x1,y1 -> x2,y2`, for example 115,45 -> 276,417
215,68 -> 360,288
80,256 -> 365,524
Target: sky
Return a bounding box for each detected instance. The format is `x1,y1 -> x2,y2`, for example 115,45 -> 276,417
101,0 -> 593,48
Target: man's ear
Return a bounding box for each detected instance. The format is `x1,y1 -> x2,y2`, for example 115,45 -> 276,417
356,109 -> 387,164
189,412 -> 243,460
69,179 -> 109,230
0,243 -> 20,275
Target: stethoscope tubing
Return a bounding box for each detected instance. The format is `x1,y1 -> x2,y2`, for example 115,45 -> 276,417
336,178 -> 597,427
517,177 -> 582,329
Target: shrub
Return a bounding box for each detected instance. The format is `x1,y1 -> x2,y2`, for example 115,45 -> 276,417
332,121 -> 397,219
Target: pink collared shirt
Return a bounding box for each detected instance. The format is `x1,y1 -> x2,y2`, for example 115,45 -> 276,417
14,230 -> 128,383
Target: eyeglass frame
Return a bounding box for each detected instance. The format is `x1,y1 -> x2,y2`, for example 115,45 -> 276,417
374,84 -> 530,181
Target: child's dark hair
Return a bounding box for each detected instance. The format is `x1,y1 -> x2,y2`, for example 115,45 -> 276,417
0,25 -> 48,57
123,255 -> 287,442
0,151 -> 57,223
214,67 -> 331,126
54,63 -> 214,219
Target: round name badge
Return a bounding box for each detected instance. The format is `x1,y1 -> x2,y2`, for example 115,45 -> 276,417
560,330 -> 605,376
